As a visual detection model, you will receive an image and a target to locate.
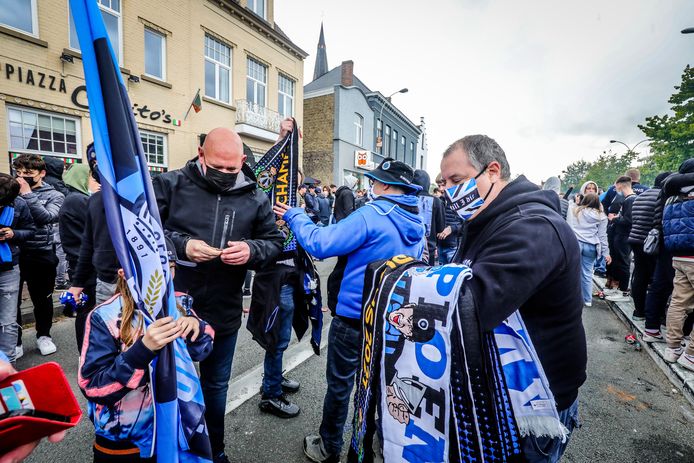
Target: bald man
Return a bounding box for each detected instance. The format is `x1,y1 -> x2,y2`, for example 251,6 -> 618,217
153,127 -> 283,463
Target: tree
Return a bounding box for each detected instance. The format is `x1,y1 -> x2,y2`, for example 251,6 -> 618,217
561,159 -> 591,188
639,65 -> 694,172
581,150 -> 638,190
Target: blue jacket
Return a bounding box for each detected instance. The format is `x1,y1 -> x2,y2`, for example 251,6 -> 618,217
284,194 -> 425,319
78,292 -> 214,456
662,170 -> 694,256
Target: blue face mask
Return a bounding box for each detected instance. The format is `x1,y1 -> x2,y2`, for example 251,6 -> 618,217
444,165 -> 493,221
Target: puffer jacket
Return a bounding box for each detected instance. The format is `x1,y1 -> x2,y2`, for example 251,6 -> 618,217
284,194 -> 424,319
19,183 -> 64,251
3,197 -> 36,266
662,160 -> 694,256
79,292 -> 214,457
628,188 -> 661,245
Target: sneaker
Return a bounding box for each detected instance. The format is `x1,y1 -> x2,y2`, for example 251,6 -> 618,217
303,435 -> 339,463
607,292 -> 632,302
584,301 -> 592,307
602,288 -> 620,296
259,394 -> 300,418
594,270 -> 607,278
36,336 -> 57,356
677,353 -> 694,372
213,453 -> 231,463
664,346 -> 684,363
631,311 -> 646,321
15,345 -> 23,360
282,376 -> 300,394
642,331 -> 666,343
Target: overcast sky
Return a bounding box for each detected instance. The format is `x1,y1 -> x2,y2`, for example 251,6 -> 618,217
275,0 -> 693,184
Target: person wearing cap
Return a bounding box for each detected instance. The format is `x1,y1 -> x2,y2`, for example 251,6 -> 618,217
274,157 -> 425,463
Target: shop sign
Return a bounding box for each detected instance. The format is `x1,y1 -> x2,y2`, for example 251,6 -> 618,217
355,150 -> 375,170
1,62 -> 67,93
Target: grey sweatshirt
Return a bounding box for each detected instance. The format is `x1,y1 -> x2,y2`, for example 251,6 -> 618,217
566,202 -> 609,258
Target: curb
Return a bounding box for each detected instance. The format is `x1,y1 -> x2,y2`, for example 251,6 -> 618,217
593,276 -> 694,408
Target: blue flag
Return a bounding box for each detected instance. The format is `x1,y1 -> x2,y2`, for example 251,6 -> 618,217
69,1 -> 211,461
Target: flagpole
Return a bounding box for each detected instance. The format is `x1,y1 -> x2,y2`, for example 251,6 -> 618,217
183,88 -> 200,121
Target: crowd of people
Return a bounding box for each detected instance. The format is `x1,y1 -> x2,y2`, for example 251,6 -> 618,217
0,119 -> 691,463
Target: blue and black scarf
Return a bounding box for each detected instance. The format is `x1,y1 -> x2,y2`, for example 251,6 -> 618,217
0,206 -> 14,264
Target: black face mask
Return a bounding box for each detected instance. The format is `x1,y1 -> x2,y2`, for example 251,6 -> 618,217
20,176 -> 38,187
91,166 -> 100,184
205,165 -> 238,191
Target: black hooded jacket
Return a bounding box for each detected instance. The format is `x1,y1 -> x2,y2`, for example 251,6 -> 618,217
42,156 -> 69,197
413,170 -> 445,264
59,186 -> 89,262
458,175 -> 586,411
333,186 -> 355,222
153,159 -> 283,335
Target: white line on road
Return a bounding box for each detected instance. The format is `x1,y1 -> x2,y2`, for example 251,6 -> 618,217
225,322 -> 331,414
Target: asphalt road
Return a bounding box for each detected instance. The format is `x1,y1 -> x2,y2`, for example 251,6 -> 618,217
16,266 -> 694,463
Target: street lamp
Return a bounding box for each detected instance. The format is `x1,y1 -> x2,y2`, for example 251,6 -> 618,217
609,139 -> 650,153
376,88 -> 408,149
681,27 -> 694,34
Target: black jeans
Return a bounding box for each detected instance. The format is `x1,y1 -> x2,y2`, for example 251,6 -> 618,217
631,246 -> 656,314
611,235 -> 632,291
16,250 -> 57,340
68,257 -> 96,353
645,250 -> 675,330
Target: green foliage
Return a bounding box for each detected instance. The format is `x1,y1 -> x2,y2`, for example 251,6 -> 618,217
561,160 -> 591,188
561,151 -> 638,190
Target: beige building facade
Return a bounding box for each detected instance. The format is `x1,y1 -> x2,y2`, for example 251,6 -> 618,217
0,0 -> 306,174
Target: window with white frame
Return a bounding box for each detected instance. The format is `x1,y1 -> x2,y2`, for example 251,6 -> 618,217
140,130 -> 167,167
376,119 -> 382,154
410,141 -> 416,165
247,0 -> 266,19
384,125 -> 391,156
401,136 -> 406,160
204,34 -> 232,103
354,113 -> 364,147
1,0 -> 37,35
392,130 -> 398,156
69,0 -> 122,63
8,106 -> 80,157
246,57 -> 267,107
144,28 -> 166,80
278,74 -> 295,118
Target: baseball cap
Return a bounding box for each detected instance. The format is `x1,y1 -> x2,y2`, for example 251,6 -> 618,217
365,158 -> 422,193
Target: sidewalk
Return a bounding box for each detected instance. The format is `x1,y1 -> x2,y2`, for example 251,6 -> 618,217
593,275 -> 694,407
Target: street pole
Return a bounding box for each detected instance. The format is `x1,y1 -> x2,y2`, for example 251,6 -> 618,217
609,139 -> 650,153
376,88 -> 408,150
681,27 -> 694,34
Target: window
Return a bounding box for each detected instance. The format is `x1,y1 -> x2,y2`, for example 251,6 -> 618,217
401,136 -> 406,161
140,130 -> 167,167
376,119 -> 382,154
278,74 -> 294,118
204,34 -> 232,103
69,0 -> 122,63
8,106 -> 80,157
1,0 -> 37,35
247,0 -> 266,19
384,125 -> 391,156
246,57 -> 267,107
144,28 -> 166,80
392,130 -> 398,156
354,113 -> 364,147
410,141 -> 416,166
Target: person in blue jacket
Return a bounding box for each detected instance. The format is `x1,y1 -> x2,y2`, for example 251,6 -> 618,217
274,158 -> 425,463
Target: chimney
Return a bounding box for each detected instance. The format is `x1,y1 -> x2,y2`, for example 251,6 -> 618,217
341,60 -> 354,87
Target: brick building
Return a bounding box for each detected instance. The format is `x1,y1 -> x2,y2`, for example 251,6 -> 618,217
0,0 -> 306,173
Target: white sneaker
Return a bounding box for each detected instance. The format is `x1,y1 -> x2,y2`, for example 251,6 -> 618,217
36,336 -> 57,356
584,301 -> 592,307
602,288 -> 620,295
664,346 -> 684,363
677,353 -> 694,372
642,331 -> 666,343
607,292 -> 632,302
15,345 -> 23,360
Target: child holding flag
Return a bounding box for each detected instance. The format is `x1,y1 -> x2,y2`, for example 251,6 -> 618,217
78,238 -> 214,462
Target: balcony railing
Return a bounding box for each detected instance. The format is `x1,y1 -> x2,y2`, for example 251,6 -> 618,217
235,99 -> 280,133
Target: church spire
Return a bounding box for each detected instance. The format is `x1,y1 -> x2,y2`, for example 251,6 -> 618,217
313,22 -> 328,81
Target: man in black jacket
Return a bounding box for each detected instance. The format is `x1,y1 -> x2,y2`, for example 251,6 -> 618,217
440,135 -> 586,463
333,174 -> 357,223
153,127 -> 283,463
605,176 -> 636,303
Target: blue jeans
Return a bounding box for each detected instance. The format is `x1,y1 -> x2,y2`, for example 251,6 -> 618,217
521,398 -> 580,462
199,331 -> 239,456
594,255 -> 606,274
262,284 -> 295,398
0,267 -> 20,363
578,241 -> 598,303
438,244 -> 457,265
319,316 -> 361,456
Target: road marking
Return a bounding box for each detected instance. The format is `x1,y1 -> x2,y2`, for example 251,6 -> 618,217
225,322 -> 331,414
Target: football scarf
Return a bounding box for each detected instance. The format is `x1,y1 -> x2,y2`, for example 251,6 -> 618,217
352,256 -> 566,462
0,206 -> 14,264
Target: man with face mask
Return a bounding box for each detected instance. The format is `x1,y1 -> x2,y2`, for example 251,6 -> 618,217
440,135 -> 586,463
12,154 -> 64,357
152,127 -> 283,463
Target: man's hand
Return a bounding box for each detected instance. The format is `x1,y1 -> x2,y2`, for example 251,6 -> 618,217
437,226 -> 452,240
605,255 -> 612,265
220,241 -> 251,265
185,239 -> 222,263
142,316 -> 183,352
177,317 -> 201,342
0,228 -> 14,241
66,287 -> 84,300
277,118 -> 294,141
0,360 -> 67,463
16,177 -> 31,195
273,202 -> 291,219
607,213 -> 616,221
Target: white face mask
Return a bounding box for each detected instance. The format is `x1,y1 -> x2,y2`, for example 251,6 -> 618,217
368,183 -> 380,201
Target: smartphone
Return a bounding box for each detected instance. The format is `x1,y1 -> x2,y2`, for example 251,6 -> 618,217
0,408 -> 71,423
